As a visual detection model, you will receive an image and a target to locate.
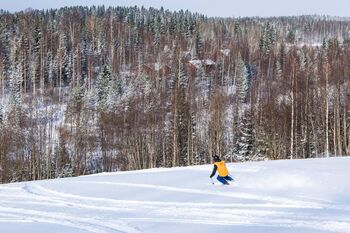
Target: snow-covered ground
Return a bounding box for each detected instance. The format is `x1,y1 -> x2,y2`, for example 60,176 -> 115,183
1,157 -> 350,233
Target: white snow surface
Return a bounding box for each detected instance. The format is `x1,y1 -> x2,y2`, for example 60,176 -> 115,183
1,157 -> 350,233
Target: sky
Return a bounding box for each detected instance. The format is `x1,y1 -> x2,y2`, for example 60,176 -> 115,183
0,0 -> 350,17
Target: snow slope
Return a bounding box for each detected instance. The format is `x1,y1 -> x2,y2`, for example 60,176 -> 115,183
1,157 -> 350,233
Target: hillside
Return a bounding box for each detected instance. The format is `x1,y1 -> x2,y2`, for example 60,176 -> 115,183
1,6 -> 350,183
1,157 -> 350,233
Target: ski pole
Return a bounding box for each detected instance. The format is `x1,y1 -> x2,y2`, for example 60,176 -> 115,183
210,178 -> 214,184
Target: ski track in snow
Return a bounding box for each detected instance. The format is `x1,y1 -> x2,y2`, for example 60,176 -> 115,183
1,159 -> 350,233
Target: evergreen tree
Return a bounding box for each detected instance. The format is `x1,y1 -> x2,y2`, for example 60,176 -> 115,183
286,27 -> 296,44
64,51 -> 72,85
96,65 -> 111,110
235,54 -> 249,105
9,64 -> 23,106
259,22 -> 276,55
235,107 -> 254,161
178,68 -> 190,165
106,78 -> 119,112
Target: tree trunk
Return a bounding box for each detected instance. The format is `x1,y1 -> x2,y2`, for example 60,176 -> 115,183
325,61 -> 329,157
290,62 -> 295,160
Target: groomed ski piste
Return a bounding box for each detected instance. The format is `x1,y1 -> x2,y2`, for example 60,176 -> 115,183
1,157 -> 350,233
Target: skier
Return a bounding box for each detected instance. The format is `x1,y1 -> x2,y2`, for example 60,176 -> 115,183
210,155 -> 233,185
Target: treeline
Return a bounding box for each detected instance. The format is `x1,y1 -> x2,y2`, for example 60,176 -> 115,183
0,6 -> 350,183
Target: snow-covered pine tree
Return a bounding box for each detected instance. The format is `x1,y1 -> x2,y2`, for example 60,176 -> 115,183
194,28 -> 203,58
177,61 -> 187,165
259,22 -> 276,56
96,65 -> 111,111
235,53 -> 249,105
64,51 -> 72,85
235,108 -> 254,161
46,51 -> 55,86
106,77 -> 119,112
9,64 -> 23,106
233,54 -> 255,161
286,27 -> 296,44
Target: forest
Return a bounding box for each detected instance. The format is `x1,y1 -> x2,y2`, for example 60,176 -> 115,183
0,6 -> 350,183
